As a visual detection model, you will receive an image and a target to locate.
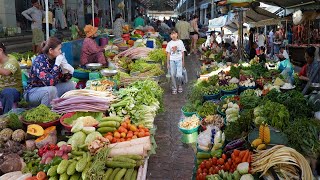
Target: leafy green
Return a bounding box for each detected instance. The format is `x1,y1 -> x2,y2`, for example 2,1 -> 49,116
240,93 -> 261,109
64,112 -> 103,125
23,104 -> 60,123
147,49 -> 166,64
229,66 -> 241,78
7,113 -> 23,130
197,101 -> 218,118
284,118 -> 320,158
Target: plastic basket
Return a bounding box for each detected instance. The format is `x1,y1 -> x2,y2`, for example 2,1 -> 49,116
203,92 -> 220,101
221,87 -> 238,95
239,85 -> 256,93
181,107 -> 197,117
73,70 -> 89,80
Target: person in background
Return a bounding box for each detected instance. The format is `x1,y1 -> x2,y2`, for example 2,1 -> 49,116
189,15 -> 199,55
0,42 -> 22,115
24,37 -> 75,107
231,41 -> 237,51
167,17 -> 173,28
91,14 -> 100,27
42,8 -> 53,31
258,46 -> 267,64
222,43 -> 233,61
244,33 -> 249,54
257,31 -> 265,48
166,30 -> 186,95
216,32 -> 223,45
277,46 -> 289,60
175,15 -> 191,54
113,13 -> 125,38
299,46 -> 320,83
80,25 -> 107,66
249,42 -> 258,60
22,0 -> 44,54
133,13 -> 145,28
268,29 -> 274,56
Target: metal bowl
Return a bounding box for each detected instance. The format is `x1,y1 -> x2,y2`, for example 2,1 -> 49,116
86,63 -> 102,70
312,83 -> 320,90
100,69 -> 118,76
108,34 -> 115,38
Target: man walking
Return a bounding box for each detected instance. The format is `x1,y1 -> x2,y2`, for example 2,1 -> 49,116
175,15 -> 191,54
22,0 -> 44,53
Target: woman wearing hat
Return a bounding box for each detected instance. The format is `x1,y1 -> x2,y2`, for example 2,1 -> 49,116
80,25 -> 107,66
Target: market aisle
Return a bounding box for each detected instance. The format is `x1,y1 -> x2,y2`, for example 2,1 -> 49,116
147,55 -> 200,180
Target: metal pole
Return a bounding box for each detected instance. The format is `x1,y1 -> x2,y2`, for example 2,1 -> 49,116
238,9 -> 244,61
110,0 -> 114,28
45,0 -> 49,40
193,0 -> 195,14
92,0 -> 95,27
186,0 -> 188,17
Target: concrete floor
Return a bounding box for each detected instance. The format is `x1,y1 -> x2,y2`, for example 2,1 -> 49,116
147,54 -> 200,180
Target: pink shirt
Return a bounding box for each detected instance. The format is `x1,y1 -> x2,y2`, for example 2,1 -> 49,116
80,38 -> 105,65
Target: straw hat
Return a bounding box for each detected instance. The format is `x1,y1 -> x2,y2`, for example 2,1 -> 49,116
84,25 -> 98,38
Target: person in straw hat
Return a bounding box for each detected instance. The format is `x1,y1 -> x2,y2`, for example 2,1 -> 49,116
80,25 -> 107,66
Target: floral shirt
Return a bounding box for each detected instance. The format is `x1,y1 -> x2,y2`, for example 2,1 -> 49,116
26,54 -> 72,91
80,38 -> 105,65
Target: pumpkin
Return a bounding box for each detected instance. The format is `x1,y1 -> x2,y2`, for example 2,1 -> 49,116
27,124 -> 44,136
128,40 -> 134,46
34,126 -> 58,149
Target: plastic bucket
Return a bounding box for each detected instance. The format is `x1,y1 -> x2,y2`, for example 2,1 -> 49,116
146,40 -> 154,48
99,38 -> 108,46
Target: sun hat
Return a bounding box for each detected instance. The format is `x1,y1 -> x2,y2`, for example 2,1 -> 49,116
84,25 -> 98,38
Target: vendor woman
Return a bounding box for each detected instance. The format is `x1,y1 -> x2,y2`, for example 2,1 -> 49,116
80,25 -> 107,66
299,46 -> 320,83
24,37 -> 75,107
0,42 -> 22,114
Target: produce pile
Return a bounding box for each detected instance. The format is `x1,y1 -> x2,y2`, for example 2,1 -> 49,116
181,61 -> 317,180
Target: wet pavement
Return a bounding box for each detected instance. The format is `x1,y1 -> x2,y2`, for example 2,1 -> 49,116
147,55 -> 200,180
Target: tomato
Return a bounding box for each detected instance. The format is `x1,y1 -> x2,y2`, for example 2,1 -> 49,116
209,167 -> 214,175
225,163 -> 230,171
198,174 -> 203,180
221,154 -> 227,160
200,163 -> 205,169
227,158 -> 232,165
217,158 -> 224,165
211,157 -> 218,165
202,173 -> 207,179
213,166 -> 219,174
205,161 -> 212,169
221,165 -> 226,171
203,168 -> 208,174
197,168 -> 202,174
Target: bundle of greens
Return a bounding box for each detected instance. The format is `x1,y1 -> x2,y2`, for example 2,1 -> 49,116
284,118 -> 320,158
197,101 -> 217,118
229,66 -> 241,78
253,101 -> 290,131
147,49 -> 166,64
240,93 -> 261,109
23,104 -> 60,123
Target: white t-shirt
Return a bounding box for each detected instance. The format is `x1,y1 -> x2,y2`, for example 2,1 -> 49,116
166,40 -> 186,61
282,50 -> 289,59
258,34 -> 265,47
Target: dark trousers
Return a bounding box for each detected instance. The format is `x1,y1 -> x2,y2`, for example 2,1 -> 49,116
0,88 -> 20,114
182,39 -> 190,54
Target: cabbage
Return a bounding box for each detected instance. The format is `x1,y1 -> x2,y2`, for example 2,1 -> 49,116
67,131 -> 86,149
82,127 -> 96,134
71,120 -> 84,133
226,108 -> 239,115
237,162 -> 249,175
254,116 -> 266,125
85,132 -> 102,145
240,174 -> 254,180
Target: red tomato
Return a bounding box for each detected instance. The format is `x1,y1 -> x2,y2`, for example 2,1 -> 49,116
202,173 -> 207,178
221,165 -> 226,171
198,174 -> 203,180
213,166 -> 219,174
222,154 -> 227,160
208,167 -> 213,175
227,158 -> 232,165
205,161 -> 212,169
211,157 -> 218,165
203,168 -> 208,174
197,168 -> 202,174
225,163 -> 230,171
218,158 -> 225,165
200,162 -> 205,169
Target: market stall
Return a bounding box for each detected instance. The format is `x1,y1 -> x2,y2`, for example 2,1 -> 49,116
0,24 -> 168,180
179,55 -> 320,179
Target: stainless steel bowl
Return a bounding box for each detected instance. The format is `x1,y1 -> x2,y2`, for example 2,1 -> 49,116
312,83 -> 320,90
86,63 -> 102,70
100,69 -> 118,76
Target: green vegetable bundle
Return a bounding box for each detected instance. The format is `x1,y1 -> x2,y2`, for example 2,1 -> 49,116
197,101 -> 217,118
240,93 -> 261,109
147,49 -> 166,64
23,104 -> 60,123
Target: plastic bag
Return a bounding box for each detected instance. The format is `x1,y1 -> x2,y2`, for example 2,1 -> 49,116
182,67 -> 188,84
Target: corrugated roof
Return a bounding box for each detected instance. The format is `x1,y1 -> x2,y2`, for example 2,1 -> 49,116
257,0 -> 317,8
244,6 -> 279,23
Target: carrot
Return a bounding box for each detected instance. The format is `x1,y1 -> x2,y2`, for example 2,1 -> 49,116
247,152 -> 252,163
235,157 -> 241,164
231,153 -> 236,160
233,149 -> 240,156
242,150 -> 249,163
239,150 -> 246,158
36,171 -> 47,180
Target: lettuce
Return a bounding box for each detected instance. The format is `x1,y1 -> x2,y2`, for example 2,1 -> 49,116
67,131 -> 86,149
85,132 -> 102,145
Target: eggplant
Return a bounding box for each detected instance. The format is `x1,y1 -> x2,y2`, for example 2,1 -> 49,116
224,138 -> 246,152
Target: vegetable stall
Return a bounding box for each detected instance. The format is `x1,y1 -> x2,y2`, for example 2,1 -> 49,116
178,59 -> 320,180
0,27 -> 167,180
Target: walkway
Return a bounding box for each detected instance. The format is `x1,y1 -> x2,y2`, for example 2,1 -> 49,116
147,55 -> 200,180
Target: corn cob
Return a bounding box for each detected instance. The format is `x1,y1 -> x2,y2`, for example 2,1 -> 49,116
259,123 -> 265,141
251,138 -> 263,148
263,124 -> 270,144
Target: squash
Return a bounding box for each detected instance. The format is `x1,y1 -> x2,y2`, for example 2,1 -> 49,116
44,126 -> 57,136
27,124 -> 44,136
35,133 -> 57,149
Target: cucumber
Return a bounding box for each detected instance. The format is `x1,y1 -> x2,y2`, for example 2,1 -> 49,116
114,168 -> 127,180
108,168 -> 121,180
71,151 -> 85,156
112,156 -> 136,164
57,160 -> 69,174
98,121 -> 118,127
101,116 -> 123,122
196,152 -> 211,159
47,165 -> 58,177
76,157 -> 88,172
124,169 -> 134,180
115,155 -> 143,160
81,161 -> 92,180
97,127 -> 116,133
67,161 -> 77,175
130,170 -> 138,180
59,173 -> 69,180
106,161 -> 136,168
48,176 -> 58,180
70,173 -> 81,180
103,168 -> 113,180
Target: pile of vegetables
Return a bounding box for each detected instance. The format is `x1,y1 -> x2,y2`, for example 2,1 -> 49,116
23,105 -> 60,123
198,101 -> 218,118
147,49 -> 166,64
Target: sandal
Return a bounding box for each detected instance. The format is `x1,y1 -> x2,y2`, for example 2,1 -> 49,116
172,89 -> 177,95
178,86 -> 183,93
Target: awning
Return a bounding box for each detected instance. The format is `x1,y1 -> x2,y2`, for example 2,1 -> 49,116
257,0 -> 316,8
244,6 -> 279,23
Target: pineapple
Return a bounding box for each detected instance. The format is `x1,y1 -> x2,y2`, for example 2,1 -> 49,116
0,128 -> 13,141
12,129 -> 26,142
